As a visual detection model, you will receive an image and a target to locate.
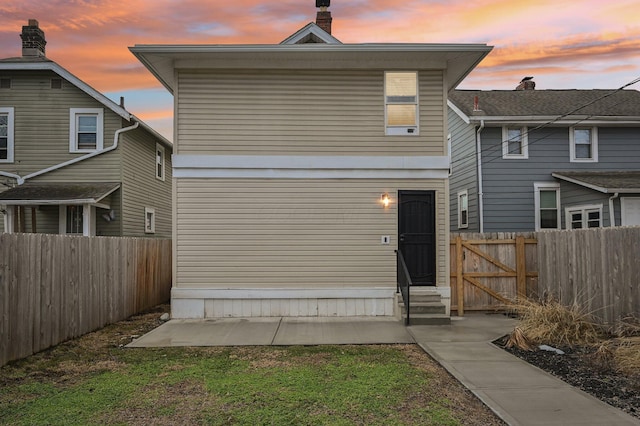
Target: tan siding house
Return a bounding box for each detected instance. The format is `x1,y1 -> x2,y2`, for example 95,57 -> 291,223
132,9 -> 491,319
0,20 -> 172,238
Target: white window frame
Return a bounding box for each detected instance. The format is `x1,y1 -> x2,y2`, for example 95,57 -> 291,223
0,107 -> 15,163
458,190 -> 469,229
69,108 -> 103,153
534,182 -> 561,231
58,204 -> 95,236
144,207 -> 156,234
447,133 -> 452,176
384,71 -> 419,136
156,143 -> 165,181
502,126 -> 528,159
565,204 -> 603,229
569,126 -> 598,162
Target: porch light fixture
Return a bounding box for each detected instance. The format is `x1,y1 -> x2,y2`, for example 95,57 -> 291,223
381,193 -> 390,207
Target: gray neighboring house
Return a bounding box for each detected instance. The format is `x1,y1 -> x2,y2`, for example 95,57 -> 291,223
0,20 -> 173,237
448,79 -> 640,232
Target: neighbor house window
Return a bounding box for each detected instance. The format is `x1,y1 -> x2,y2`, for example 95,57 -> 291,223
156,143 -> 165,181
534,183 -> 561,230
51,78 -> 62,89
502,126 -> 528,159
69,108 -> 103,152
570,127 -> 598,162
66,205 -> 84,234
566,205 -> 602,229
145,207 -> 156,234
0,107 -> 15,163
385,71 -> 418,135
458,190 -> 469,229
0,78 -> 10,89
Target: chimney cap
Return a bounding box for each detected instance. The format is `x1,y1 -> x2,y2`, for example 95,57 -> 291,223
316,0 -> 330,8
27,19 -> 39,27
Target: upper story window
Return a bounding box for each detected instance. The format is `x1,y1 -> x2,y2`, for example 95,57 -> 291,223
0,78 -> 10,89
534,182 -> 561,231
0,107 -> 15,163
502,126 -> 528,159
458,190 -> 469,229
156,143 -> 165,181
385,71 -> 418,136
51,78 -> 62,89
69,108 -> 103,153
570,126 -> 598,162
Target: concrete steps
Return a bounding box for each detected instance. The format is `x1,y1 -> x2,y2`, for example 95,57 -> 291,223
398,289 -> 451,326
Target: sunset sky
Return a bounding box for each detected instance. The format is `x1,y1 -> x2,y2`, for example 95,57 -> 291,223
2,0 -> 640,141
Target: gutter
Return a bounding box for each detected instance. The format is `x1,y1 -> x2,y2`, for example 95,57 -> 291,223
13,122 -> 140,184
609,193 -> 619,227
476,120 -> 485,233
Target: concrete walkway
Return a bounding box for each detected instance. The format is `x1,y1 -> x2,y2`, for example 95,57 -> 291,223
128,314 -> 639,426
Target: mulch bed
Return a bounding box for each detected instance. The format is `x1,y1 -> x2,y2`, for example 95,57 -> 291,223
493,335 -> 640,419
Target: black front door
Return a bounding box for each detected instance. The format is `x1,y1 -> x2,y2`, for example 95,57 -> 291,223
398,190 -> 436,286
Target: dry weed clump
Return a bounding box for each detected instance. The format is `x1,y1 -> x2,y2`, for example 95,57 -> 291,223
507,297 -> 603,348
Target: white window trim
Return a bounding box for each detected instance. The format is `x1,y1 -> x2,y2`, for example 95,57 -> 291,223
457,190 -> 469,229
58,204 -> 95,236
569,126 -> 598,163
156,143 -> 165,181
565,204 -> 603,229
69,108 -> 104,153
447,133 -> 452,176
384,71 -> 419,136
502,126 -> 529,159
534,182 -> 561,231
144,207 -> 156,234
0,107 -> 15,163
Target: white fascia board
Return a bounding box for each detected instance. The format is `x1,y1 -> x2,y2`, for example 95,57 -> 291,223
0,62 -> 131,121
173,155 -> 450,179
551,173 -> 640,193
280,23 -> 342,45
447,100 -> 470,124
172,288 -> 396,300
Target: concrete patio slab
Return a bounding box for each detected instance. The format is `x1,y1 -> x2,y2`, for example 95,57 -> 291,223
273,317 -> 414,345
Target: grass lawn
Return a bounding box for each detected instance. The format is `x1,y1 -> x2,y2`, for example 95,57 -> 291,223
0,306 -> 504,426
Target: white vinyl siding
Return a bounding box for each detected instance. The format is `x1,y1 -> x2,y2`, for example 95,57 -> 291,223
176,70 -> 445,156
174,178 -> 447,289
569,126 -> 598,162
0,107 -> 14,163
69,108 -> 104,152
502,126 -> 528,159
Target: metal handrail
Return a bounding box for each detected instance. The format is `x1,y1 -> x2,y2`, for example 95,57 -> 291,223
396,249 -> 412,325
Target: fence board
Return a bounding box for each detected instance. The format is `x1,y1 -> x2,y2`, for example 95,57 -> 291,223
0,234 -> 171,367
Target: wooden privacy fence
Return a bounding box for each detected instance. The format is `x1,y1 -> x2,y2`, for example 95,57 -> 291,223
0,233 -> 171,367
450,232 -> 538,315
537,226 -> 640,325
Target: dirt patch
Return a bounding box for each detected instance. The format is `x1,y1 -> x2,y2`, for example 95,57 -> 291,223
494,335 -> 640,419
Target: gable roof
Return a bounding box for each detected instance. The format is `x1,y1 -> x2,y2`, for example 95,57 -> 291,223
552,171 -> 640,194
0,56 -> 172,148
280,22 -> 342,45
449,89 -> 640,124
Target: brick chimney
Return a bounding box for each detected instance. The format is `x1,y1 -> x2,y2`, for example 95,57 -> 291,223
516,76 -> 535,90
21,19 -> 46,57
316,0 -> 332,34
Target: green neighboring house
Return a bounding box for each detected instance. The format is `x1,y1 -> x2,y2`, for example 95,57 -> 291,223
0,20 -> 172,237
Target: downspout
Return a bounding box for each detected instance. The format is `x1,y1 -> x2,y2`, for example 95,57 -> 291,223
476,120 -> 485,233
20,121 -> 140,182
609,192 -> 619,227
0,171 -> 23,184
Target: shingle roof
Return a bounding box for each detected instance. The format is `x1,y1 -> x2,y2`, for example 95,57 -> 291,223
449,89 -> 640,119
551,171 -> 640,193
0,182 -> 120,204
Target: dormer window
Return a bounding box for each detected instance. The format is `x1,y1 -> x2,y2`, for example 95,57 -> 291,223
69,108 -> 103,152
385,71 -> 418,136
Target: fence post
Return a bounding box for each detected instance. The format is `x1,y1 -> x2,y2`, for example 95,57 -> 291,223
516,236 -> 526,300
456,235 -> 464,316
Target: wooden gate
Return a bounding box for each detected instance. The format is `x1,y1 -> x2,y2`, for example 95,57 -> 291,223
450,233 -> 538,315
